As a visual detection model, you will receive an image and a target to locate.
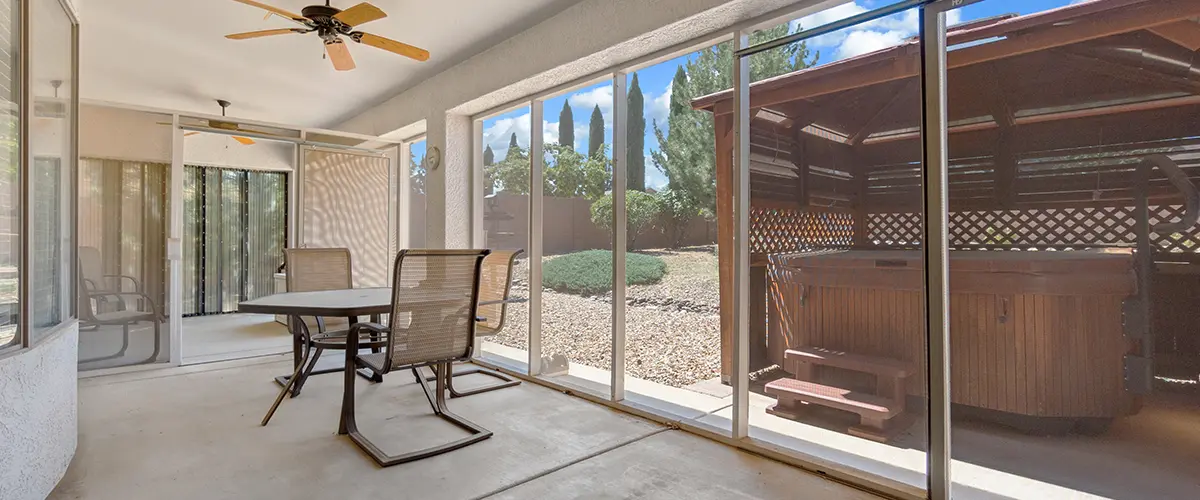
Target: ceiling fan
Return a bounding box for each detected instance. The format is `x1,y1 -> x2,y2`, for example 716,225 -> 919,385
224,0 -> 430,71
159,100 -> 280,145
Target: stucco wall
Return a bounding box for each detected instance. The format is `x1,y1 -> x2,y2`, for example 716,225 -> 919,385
0,324 -> 79,500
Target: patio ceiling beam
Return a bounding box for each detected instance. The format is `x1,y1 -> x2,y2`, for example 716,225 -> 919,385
700,0 -> 1200,116
1148,20 -> 1200,52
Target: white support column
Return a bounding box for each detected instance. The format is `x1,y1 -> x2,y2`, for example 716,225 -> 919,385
731,30 -> 752,440
397,141 -> 412,249
611,72 -> 628,402
168,114 -> 185,365
472,120 -> 485,249
921,3 -> 952,498
529,100 -> 545,376
444,113 -> 474,249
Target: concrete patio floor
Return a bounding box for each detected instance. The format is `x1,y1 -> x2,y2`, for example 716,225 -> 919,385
53,356 -> 880,500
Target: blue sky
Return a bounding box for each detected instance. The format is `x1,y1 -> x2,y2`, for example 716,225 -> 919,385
481,0 -> 1078,191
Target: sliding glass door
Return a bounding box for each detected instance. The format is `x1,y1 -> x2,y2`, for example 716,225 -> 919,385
182,166 -> 287,316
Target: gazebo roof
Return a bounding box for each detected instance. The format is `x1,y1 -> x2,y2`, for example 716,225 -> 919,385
693,0 -> 1200,210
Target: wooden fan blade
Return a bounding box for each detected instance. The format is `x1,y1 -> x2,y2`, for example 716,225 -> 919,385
225,28 -> 301,40
325,41 -> 356,71
355,33 -> 429,61
230,0 -> 306,23
333,3 -> 386,27
184,132 -> 200,137
233,136 -> 256,145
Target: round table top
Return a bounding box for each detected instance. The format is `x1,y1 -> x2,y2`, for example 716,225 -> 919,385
238,288 -> 394,317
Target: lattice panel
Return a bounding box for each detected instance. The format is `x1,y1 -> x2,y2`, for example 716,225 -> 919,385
862,205 -> 1200,253
867,212 -> 922,247
750,207 -> 853,255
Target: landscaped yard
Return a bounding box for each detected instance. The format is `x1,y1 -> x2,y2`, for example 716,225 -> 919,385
490,245 -> 720,388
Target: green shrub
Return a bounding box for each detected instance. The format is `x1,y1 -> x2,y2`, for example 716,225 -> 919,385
542,250 -> 666,295
589,191 -> 661,247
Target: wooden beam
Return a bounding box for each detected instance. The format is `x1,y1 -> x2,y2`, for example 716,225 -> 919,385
1149,20 -> 1200,51
714,113 -> 734,383
789,127 -> 809,206
849,79 -> 917,146
1054,48 -> 1200,95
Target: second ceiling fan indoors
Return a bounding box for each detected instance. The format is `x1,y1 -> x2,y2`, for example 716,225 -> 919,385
225,0 -> 430,71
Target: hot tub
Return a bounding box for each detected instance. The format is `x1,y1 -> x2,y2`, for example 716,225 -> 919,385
767,249 -> 1140,425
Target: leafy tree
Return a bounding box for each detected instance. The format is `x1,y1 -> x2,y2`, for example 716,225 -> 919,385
588,105 -> 604,158
487,142 -> 529,194
504,133 -> 520,161
558,100 -> 575,150
410,147 -> 426,195
651,24 -> 815,215
590,190 -> 661,247
655,187 -> 707,247
544,143 -> 608,199
627,73 -> 645,191
483,145 -> 495,166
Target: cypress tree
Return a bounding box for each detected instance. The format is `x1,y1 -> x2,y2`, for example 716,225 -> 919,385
627,73 -> 646,191
588,105 -> 604,158
558,100 -> 575,151
504,133 -> 519,161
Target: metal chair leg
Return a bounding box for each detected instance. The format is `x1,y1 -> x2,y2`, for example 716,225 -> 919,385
262,341 -> 312,426
79,323 -> 132,364
342,361 -> 493,467
423,362 -> 520,398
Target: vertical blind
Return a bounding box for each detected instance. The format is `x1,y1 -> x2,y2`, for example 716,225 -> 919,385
301,148 -> 391,287
183,166 -> 287,316
78,158 -> 170,312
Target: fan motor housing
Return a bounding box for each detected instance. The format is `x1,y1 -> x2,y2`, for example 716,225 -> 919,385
301,5 -> 342,25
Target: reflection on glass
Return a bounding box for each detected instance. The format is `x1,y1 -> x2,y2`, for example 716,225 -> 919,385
31,0 -> 74,340
0,0 -> 17,349
945,1 -> 1200,499
478,108 -> 531,370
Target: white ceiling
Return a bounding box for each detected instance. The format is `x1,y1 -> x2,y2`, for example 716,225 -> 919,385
81,0 -> 580,128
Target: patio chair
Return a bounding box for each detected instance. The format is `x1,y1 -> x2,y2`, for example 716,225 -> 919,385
339,249 -> 492,467
261,247 -> 385,425
78,252 -> 162,364
427,249 -> 524,397
78,246 -> 149,317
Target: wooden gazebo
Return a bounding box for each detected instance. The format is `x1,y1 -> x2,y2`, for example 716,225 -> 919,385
694,0 -> 1200,435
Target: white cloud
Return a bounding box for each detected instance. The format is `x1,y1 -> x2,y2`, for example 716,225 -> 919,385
835,29 -> 908,60
647,83 -> 672,128
793,2 -> 961,63
568,86 -> 614,116
481,112 -> 532,159
644,155 -> 669,191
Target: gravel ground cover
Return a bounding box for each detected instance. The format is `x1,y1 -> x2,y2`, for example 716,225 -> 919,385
488,246 -> 720,388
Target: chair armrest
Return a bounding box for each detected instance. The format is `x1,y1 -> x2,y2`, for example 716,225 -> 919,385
85,290 -> 161,315
104,274 -> 142,292
350,322 -> 390,336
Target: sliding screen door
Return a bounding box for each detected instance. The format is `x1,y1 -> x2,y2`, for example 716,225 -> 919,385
300,148 -> 392,287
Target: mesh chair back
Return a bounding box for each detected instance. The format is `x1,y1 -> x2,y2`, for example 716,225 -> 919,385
284,248 -> 353,292
79,246 -> 105,291
385,249 -> 489,370
477,249 -> 523,336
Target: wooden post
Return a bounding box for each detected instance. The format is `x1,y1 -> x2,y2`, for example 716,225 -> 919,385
789,127 -> 810,207
715,113 -> 735,383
